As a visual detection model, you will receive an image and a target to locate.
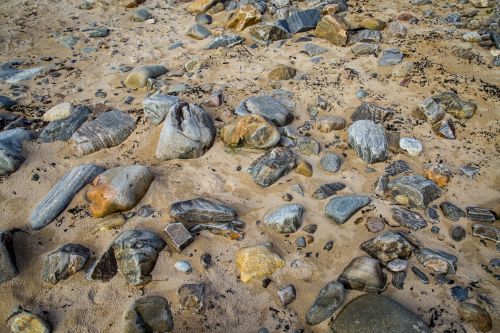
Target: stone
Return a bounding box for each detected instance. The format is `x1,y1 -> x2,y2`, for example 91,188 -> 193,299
205,34 -> 244,49
392,62 -> 415,77
249,23 -> 290,44
351,42 -> 379,55
248,147 -> 297,187
379,48 -> 404,66
87,165 -> 154,218
86,246 -> 118,282
88,27 -> 110,38
306,281 -> 345,326
360,18 -> 385,30
236,243 -> 284,282
178,283 -> 205,312
202,90 -> 223,107
295,236 -> 306,248
220,114 -> 280,149
0,128 -> 35,176
424,163 -> 451,187
433,118 -> 456,140
40,105 -> 91,142
451,285 -> 469,302
0,230 -> 17,283
0,60 -> 46,84
470,0 -> 491,8
361,232 -> 413,263
416,248 -> 458,275
124,65 -> 167,89
432,92 -> 477,120
439,202 -> 465,221
351,103 -> 392,123
460,164 -> 480,178
365,217 -> 385,233
374,174 -> 389,197
302,43 -> 328,57
123,296 -> 174,333
164,223 -> 193,251
0,95 -> 16,109
391,208 -> 427,231
325,195 -> 371,224
315,15 -> 349,46
43,102 -> 72,122
296,137 -> 320,156
170,198 -> 236,224
200,253 -> 212,269
338,256 -> 387,293
320,153 -> 342,173
268,65 -> 296,80
450,225 -> 466,242
458,303 -> 492,332
226,5 -> 261,32
10,309 -> 51,333
388,21 -> 407,38
71,110 -> 135,156
175,260 -> 193,274
412,266 -> 429,284
392,271 -> 407,289
387,175 -> 441,209
29,164 -> 105,230
42,244 -> 90,284
472,224 -> 499,242
90,214 -> 127,234
133,8 -> 152,22
196,13 -> 212,25
466,207 -> 496,223
385,160 -> 412,176
463,32 -> 482,43
187,24 -> 211,40
330,294 -> 431,333
348,120 -> 388,164
313,182 -> 346,200
387,259 -> 408,272
348,29 -> 382,45
399,137 -> 423,156
278,9 -> 321,34
187,0 -> 218,13
315,116 -> 345,133
156,103 -> 215,160
277,284 -> 296,306
236,95 -> 293,127
263,204 -> 303,233
143,94 -> 179,125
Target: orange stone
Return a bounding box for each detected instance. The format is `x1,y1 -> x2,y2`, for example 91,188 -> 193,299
226,4 -> 261,32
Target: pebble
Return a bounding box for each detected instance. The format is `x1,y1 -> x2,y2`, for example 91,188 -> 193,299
196,13 -> 212,25
278,8 -> 321,34
170,197 -> 236,223
164,223 -> 194,252
200,253 -> 212,269
466,207 -> 496,223
277,284 -> 296,306
235,243 -> 284,282
325,195 -> 372,224
0,128 -> 36,176
9,309 -> 51,333
226,4 -> 261,32
411,266 -> 429,284
42,244 -> 90,284
391,207 -> 428,230
385,160 -> 412,176
451,225 -> 466,241
440,202 -> 465,221
315,14 -> 349,46
361,231 -> 412,263
306,281 -> 345,325
365,217 -> 385,233
458,302 -> 493,332
379,48 -> 404,66
42,102 -> 72,122
315,116 -> 346,133
175,260 -> 193,274
451,285 -> 469,302
178,283 -> 206,312
338,256 -> 387,293
320,153 -> 342,173
472,224 -> 499,242
424,163 -> 451,187
416,248 -> 458,275
313,182 -> 346,200
263,204 -> 304,233
387,259 -> 408,272
133,8 -> 152,22
248,147 -> 297,187
40,105 -> 91,142
399,137 -> 423,156
351,103 -> 393,123
124,65 -> 167,89
123,296 -> 174,333
387,175 -> 441,209
351,42 -> 379,55
235,95 -> 293,126
187,24 -> 211,40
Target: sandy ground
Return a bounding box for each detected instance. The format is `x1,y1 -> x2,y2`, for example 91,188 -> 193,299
0,0 -> 499,332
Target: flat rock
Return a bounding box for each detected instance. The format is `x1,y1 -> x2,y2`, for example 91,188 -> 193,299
306,281 -> 345,326
220,114 -> 280,149
348,29 -> 382,45
361,231 -> 413,263
187,24 -> 211,39
351,42 -> 379,55
417,97 -> 445,123
325,195 -> 371,224
249,23 -> 290,44
416,248 -> 458,275
205,34 -> 244,49
164,223 -> 193,251
177,283 -> 206,312
313,182 -> 346,200
0,230 -> 17,283
278,9 -> 321,34
263,204 -> 303,233
348,120 -> 388,164
170,198 -> 236,224
351,103 -> 392,123
235,95 -> 293,126
320,153 -> 342,173
0,60 -> 46,84
277,284 -> 296,306
302,43 -> 328,57
123,296 -> 174,333
143,94 -> 179,125
338,256 -> 387,293
124,65 -> 167,89
236,243 -> 284,282
439,202 -> 465,221
248,147 -> 297,187
387,175 -> 441,209
315,116 -> 346,133
385,160 -> 412,176
472,224 -> 499,242
42,244 -> 90,284
40,105 -> 91,142
379,48 -> 404,66
458,303 -> 492,332
0,128 -> 35,176
391,207 -> 427,231
466,207 -> 496,223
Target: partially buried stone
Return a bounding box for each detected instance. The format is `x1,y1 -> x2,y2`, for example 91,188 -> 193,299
123,296 -> 174,333
387,259 -> 408,272
361,231 -> 412,263
391,207 -> 427,231
248,147 -> 297,187
385,160 -> 412,176
9,309 -> 51,333
348,29 -> 382,45
440,202 -> 465,221
235,95 -> 293,126
412,266 -> 429,284
416,248 -> 457,275
169,198 -> 236,224
351,42 -> 379,55
268,65 -> 296,80
306,281 -> 345,326
399,137 -> 423,156
451,285 -> 468,302
388,21 -> 407,38
315,14 -> 349,46
374,174 -> 389,197
313,182 -> 346,200
460,164 -> 480,178
278,9 -> 321,34
365,217 -> 385,233
315,116 -> 346,133
226,4 -> 261,32
432,92 -> 477,120
296,137 -> 320,155
90,213 -> 127,234
40,105 -> 91,142
296,161 -> 312,178
338,256 -> 387,293
0,95 -> 16,109
302,43 -> 328,57
466,207 -> 496,223
187,24 -> 211,40
236,243 -> 284,282
143,94 -> 179,125
348,120 -> 388,164
187,0 -> 218,14
0,128 -> 36,176
175,260 -> 193,274
220,114 -> 280,149
263,204 -> 303,233
249,23 -> 290,44
387,175 -> 441,209
164,223 -> 193,251
205,34 -> 244,49
196,14 -> 212,25
472,224 -> 499,242
42,102 -> 72,122
86,246 -> 117,282
458,302 -> 492,332
124,65 -> 167,89
379,48 -> 404,66
132,8 -> 152,22
351,103 -> 393,123
0,230 -> 17,283
325,195 -> 371,224
277,284 -> 296,306
424,163 -> 451,187
178,283 -> 205,312
42,244 -> 90,284
320,153 -> 342,173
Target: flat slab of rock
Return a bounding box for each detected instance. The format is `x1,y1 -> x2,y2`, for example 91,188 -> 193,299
42,244 -> 90,284
325,195 -> 371,224
472,223 -> 499,242
30,164 -> 105,230
466,207 -> 496,223
143,94 -> 179,125
71,110 -> 135,156
220,114 -> 280,149
263,204 -> 303,233
379,48 -> 404,66
391,208 -> 427,231
123,296 -> 174,333
388,176 -> 441,209
348,29 -> 382,45
156,102 -> 215,160
277,9 -> 321,34
0,230 -> 17,283
40,105 -> 91,142
164,223 -> 193,251
236,243 -> 284,282
306,281 -> 345,326
177,283 -> 206,312
170,198 -> 236,224
205,34 -> 244,49
416,248 -> 457,275
235,95 -> 293,126
348,120 -> 388,164
248,147 -> 297,187
338,256 -> 387,293
361,231 -> 412,263
0,128 -> 36,176
313,182 -> 346,200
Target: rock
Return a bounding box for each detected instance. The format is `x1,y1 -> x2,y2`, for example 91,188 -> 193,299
391,208 -> 427,231
170,198 -> 236,224
226,4 -> 261,32
348,29 -> 382,45
458,303 -> 492,332
278,9 -> 321,34
432,92 -> 477,120
175,260 -> 193,274
295,160 -> 313,177
87,165 -> 154,218
387,259 -> 408,272
463,32 -> 482,43
220,114 -> 280,149
472,224 -> 499,242
0,230 -> 17,283
178,283 -> 205,312
330,294 -> 431,333
29,164 -> 105,230
248,147 -> 297,187
320,153 -> 342,173
302,43 -> 328,56
277,284 -> 296,306
392,271 -> 407,289
187,0 -> 218,14
361,232 -> 412,263
202,90 -> 223,107
399,137 -> 423,156
385,160 -> 412,176
439,202 -> 465,221
466,207 -> 496,223
155,102 -> 215,160
88,27 -> 110,38
351,42 -> 379,55
42,244 -> 90,284
365,217 -> 385,233
200,253 -> 212,269
133,8 -> 152,22
205,34 -> 244,49
43,102 -> 72,122
236,243 -> 284,282
268,65 -> 296,80
351,103 -> 392,123
71,110 -> 135,156
123,296 -> 174,333
124,65 -> 167,89
143,94 -> 179,125
359,18 -> 385,30
374,174 -> 389,197
388,21 -> 407,38
392,62 -> 415,77
236,95 -> 293,126
263,204 -> 303,233
306,281 -> 345,326
313,182 -> 346,200
0,61 -> 46,84
387,175 -> 441,209
40,105 -> 91,142
295,236 -> 306,248
315,15 -> 349,46
379,48 -> 404,66
296,137 -> 320,156
338,256 -> 387,293
433,118 -> 456,140
460,164 -> 480,178
90,213 -> 127,234
315,116 -> 346,133
10,309 -> 51,333
187,24 -> 211,40
0,128 -> 35,176
164,223 -> 193,252
0,95 -> 16,109
470,0 -> 491,8
325,195 -> 371,224
412,266 -> 429,284
451,285 -> 469,302
86,245 -> 117,282
348,120 -> 388,164
249,23 -> 290,44
424,163 -> 451,187
450,225 -> 466,241
416,248 -> 457,275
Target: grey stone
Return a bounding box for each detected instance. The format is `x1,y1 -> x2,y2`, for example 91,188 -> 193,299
0,61 -> 46,84
123,296 -> 174,333
236,95 -> 293,126
59,35 -> 79,48
248,147 -> 297,187
42,244 -> 90,284
40,105 -> 91,142
187,24 -> 211,40
170,198 -> 236,224
351,42 -> 379,55
385,160 -> 412,176
378,48 -> 404,66
416,248 -> 458,275
387,259 -> 408,272
325,195 -> 371,224
178,283 -> 205,312
164,223 -> 193,251
450,225 -> 466,242
351,103 -> 392,123
451,285 -> 468,302
277,9 -> 321,34
205,34 -> 244,49
392,271 -> 407,289
0,230 -> 17,283
306,281 -> 345,326
388,21 -> 407,38
439,202 -> 465,221
466,207 -> 496,223
418,97 -> 445,123
432,92 -> 477,119
348,120 -> 388,164
277,284 -> 296,306
361,232 -> 413,263
313,182 -> 346,200
399,137 -> 423,156
348,29 -> 382,45
0,95 -> 16,109
143,94 -> 179,125
88,27 -> 110,38
338,256 -> 387,293
263,204 -> 303,233
302,43 -> 328,56
250,23 -> 290,44
320,153 -> 342,173
374,174 -> 389,196
433,118 -> 456,140
460,164 -> 480,178
0,128 -> 35,176
196,14 -> 212,25
125,65 -> 167,89
472,224 -> 499,242
412,266 -> 429,284
133,8 -> 152,22
387,176 -> 441,209
391,208 -> 427,231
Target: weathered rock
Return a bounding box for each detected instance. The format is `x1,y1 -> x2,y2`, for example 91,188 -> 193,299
164,223 -> 193,251
348,29 -> 382,45
330,294 -> 431,333
0,128 -> 35,176
315,15 -> 349,46
156,103 -> 215,160
187,0 -> 218,14
387,175 -> 441,209
302,43 -> 328,57
277,284 -> 296,306
392,271 -> 407,289
392,62 -> 415,77
315,116 -> 345,133
466,207 -> 496,223
226,5 -> 261,32
170,198 -> 236,224
458,303 -> 493,332
388,21 -> 407,38
365,217 -> 385,233
249,23 -> 290,44
0,95 -> 16,109
123,296 -> 174,333
132,8 -> 152,22
306,281 -> 345,326
10,309 -> 51,333
348,120 -> 388,164
205,34 -> 244,49
387,259 -> 408,272
399,137 -> 423,156
90,213 -> 127,234
472,224 -> 499,242
295,159 -> 313,177
0,60 -> 46,84
325,195 -> 371,224
338,256 -> 387,293
40,105 -> 91,142
178,283 -> 206,312
432,92 -> 477,119
248,147 -> 297,187
320,153 -> 342,173
0,230 -> 17,283
391,208 -> 427,231
124,65 -> 167,89
385,160 -> 412,176
416,248 -> 458,275
42,102 -> 73,122
351,42 -> 379,55
263,204 -> 303,233
361,232 -> 413,263
374,174 -> 389,197
417,97 -> 445,124
359,18 -> 385,30
439,202 -> 465,221
236,95 -> 293,126
351,103 -> 392,123
313,182 -> 346,200
278,9 -> 321,34
379,48 -> 404,66
268,65 -> 296,80
412,266 -> 429,284
433,118 -> 456,140
220,114 -> 280,149
143,94 -> 179,125
86,246 -> 117,282
42,244 -> 90,284
29,164 -> 105,230
236,243 -> 284,282
296,137 -> 320,156
424,163 -> 451,187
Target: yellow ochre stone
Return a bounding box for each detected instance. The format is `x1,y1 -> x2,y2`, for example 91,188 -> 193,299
236,243 -> 284,282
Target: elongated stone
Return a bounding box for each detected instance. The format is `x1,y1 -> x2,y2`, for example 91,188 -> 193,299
236,243 -> 284,282
71,110 -> 136,156
472,224 -> 499,242
156,102 -> 216,160
325,195 -> 371,224
416,248 -> 458,275
42,244 -> 90,284
387,175 -> 441,209
391,208 -> 427,231
30,164 -> 105,230
338,256 -> 387,293
205,34 -> 244,49
361,231 -> 413,263
0,128 -> 35,176
124,65 -> 167,89
143,94 -> 179,125
123,296 -> 174,333
40,105 -> 91,142
466,207 -> 496,223
320,153 -> 342,173
351,103 -> 393,123
0,230 -> 17,283
170,198 -> 236,223
439,202 -> 465,221
178,283 -> 206,312
432,92 -> 477,119
220,114 -> 280,149
348,120 -> 388,164
236,95 -> 293,126
412,266 -> 429,284
312,182 -> 346,200
458,303 -> 492,333
306,281 -> 345,326
263,204 -> 303,233
248,147 -> 297,187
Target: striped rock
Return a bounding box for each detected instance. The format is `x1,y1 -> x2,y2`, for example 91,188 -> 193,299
0,128 -> 36,176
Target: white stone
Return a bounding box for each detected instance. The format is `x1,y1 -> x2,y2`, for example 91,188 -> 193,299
399,137 -> 422,156
462,32 -> 482,43
43,102 -> 73,122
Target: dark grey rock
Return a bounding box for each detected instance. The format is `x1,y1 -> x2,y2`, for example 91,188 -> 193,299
374,174 -> 389,196
170,198 -> 236,224
0,60 -> 46,83
348,120 -> 388,164
472,224 -> 499,242
0,128 -> 35,176
277,284 -> 296,306
236,95 -> 293,126
143,94 -> 179,125
385,160 -> 412,176
86,247 -> 117,282
460,164 -> 480,178
325,195 -> 371,224
164,223 -> 193,251
200,253 -> 212,269
248,147 -> 297,187
0,95 -> 16,109
450,225 -> 466,242
263,204 -> 303,233
351,42 -> 379,55
42,244 -> 90,284
338,256 -> 387,293
387,175 -> 441,209
277,9 -> 321,34
351,103 -> 393,123
196,14 -> 212,25
123,296 -> 174,333
451,285 -> 468,302
417,97 -> 445,124
320,153 -> 342,173
426,205 -> 439,222
177,283 -> 206,312
391,207 -> 427,231
295,236 -> 306,248
0,230 -> 17,283
378,48 -> 404,66
306,281 -> 344,326
361,232 -> 412,263
312,182 -> 346,200
416,248 -> 458,275
250,23 -> 290,44
40,105 -> 91,142
392,271 -> 406,289
411,266 -> 429,284
466,207 -> 496,223
387,259 -> 408,272
205,34 -> 244,49
348,29 -> 382,45
439,202 -> 465,221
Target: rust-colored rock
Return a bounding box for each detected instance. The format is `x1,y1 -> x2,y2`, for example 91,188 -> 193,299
315,15 -> 349,46
220,114 -> 280,149
236,243 -> 284,282
424,163 -> 451,187
226,5 -> 261,32
296,160 -> 313,177
187,0 -> 218,14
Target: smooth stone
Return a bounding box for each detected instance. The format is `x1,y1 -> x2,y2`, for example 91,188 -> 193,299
391,207 -> 427,231
351,103 -> 392,123
277,284 -> 296,306
315,116 -> 346,133
392,62 -> 415,77
387,259 -> 408,272
0,95 -> 16,109
235,243 -> 284,282
187,24 -> 211,40
42,244 -> 90,284
325,195 -> 371,224
248,147 -> 297,187
388,21 -> 407,38
124,65 -> 168,89
205,34 -> 244,49
220,114 -> 280,149
320,153 -> 342,173
178,283 -> 205,312
143,94 -> 179,125
313,182 -> 346,200
472,224 -> 499,242
164,223 -> 193,252
427,205 -> 439,222
458,303 -> 492,332
0,231 -> 17,283
399,137 -> 423,156
451,285 -> 469,302
268,65 -> 296,80
42,102 -> 72,122
40,105 -> 91,142
359,18 -> 385,30
466,207 -> 496,223
351,42 -> 379,55
302,43 -> 328,57
460,164 -> 480,178
263,204 -> 303,233
155,102 -> 216,160
416,248 -> 458,275
187,0 -> 218,14
249,23 -> 290,44
348,120 -> 388,164
175,260 -> 193,274
295,160 -> 313,177
0,128 -> 35,176
196,13 -> 212,25
226,4 -> 261,32
133,8 -> 152,22
123,296 -> 174,333
379,48 -> 404,66
451,225 -> 466,242
440,202 -> 465,221
432,92 -> 477,119
412,266 -> 429,284
361,231 -> 412,263
338,256 -> 387,293
365,217 -> 385,233
387,175 -> 441,209
10,310 -> 51,333
170,197 -> 236,224
463,32 -> 482,43
235,95 -> 293,127
306,281 -> 345,326
278,8 -> 321,34
296,137 -> 320,155
424,163 -> 451,187
29,164 -> 105,230
315,14 -> 349,46
417,97 -> 445,124
348,29 -> 382,45
385,160 -> 412,176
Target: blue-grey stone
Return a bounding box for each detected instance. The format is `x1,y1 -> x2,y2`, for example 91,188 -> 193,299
451,286 -> 469,302
0,96 -> 16,109
263,204 -> 303,233
42,244 -> 90,284
439,202 -> 465,222
277,9 -> 321,34
313,183 -> 346,200
143,94 -> 179,125
40,105 -> 91,142
306,281 -> 345,326
89,27 -> 110,38
205,35 -> 244,49
0,61 -> 46,84
320,153 -> 342,173
236,95 -> 293,126
0,128 -> 36,176
325,195 -> 371,224
379,48 -> 404,66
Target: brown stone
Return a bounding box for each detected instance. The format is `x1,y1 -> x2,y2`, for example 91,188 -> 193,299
236,243 -> 284,282
268,65 -> 296,81
315,15 -> 349,46
187,0 -> 218,14
322,4 -> 340,16
359,18 -> 386,30
424,163 -> 451,187
226,5 -> 261,32
220,114 -> 280,149
458,303 -> 492,332
315,116 -> 346,133
296,160 -> 313,177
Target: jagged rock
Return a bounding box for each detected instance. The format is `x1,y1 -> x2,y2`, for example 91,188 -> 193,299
235,95 -> 293,126
143,94 -> 179,125
361,232 -> 412,263
178,283 -> 206,312
187,24 -> 211,40
315,14 -> 349,46
387,175 -> 441,209
71,110 -> 135,156
9,309 -> 51,333
277,9 -> 321,34
351,103 -> 392,123
0,128 -> 35,176
40,105 -> 91,142
439,202 -> 465,221
86,246 -> 117,282
236,243 -> 284,282
365,217 -> 385,233
156,103 -> 215,160
295,159 -> 313,177
277,284 -> 296,306
466,207 -> 496,223
399,137 -> 423,156
220,114 -> 280,149
348,120 -> 388,164
248,147 -> 297,187
249,23 -> 290,44
0,230 -> 17,283
263,204 -> 303,233
348,29 -> 382,45
417,97 -> 445,123
124,65 -> 167,89
226,4 -> 261,32
392,62 -> 415,77
205,34 -> 244,49
433,118 -> 456,140
432,92 -> 477,119
338,256 -> 387,293
42,244 -> 90,284
385,160 -> 412,176
379,48 -> 404,66
416,248 -> 457,275
325,195 -> 371,224
164,223 -> 193,251
458,303 -> 493,332
391,208 -> 427,231
424,163 -> 451,187
123,296 -> 174,333
313,182 -> 346,200
306,281 -> 345,326
170,198 -> 236,224
30,164 -> 105,230
472,224 -> 499,242
320,153 -> 342,173
42,102 -> 72,122
315,116 -> 345,133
